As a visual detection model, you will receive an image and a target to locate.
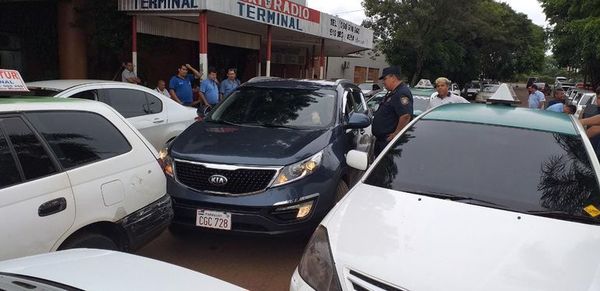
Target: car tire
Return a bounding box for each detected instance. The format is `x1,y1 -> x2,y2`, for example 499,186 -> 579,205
59,232 -> 119,251
335,180 -> 350,203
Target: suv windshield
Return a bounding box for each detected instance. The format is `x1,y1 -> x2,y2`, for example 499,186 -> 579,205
208,87 -> 336,129
365,120 -> 600,223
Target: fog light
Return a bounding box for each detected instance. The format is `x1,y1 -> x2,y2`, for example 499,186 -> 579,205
273,200 -> 315,221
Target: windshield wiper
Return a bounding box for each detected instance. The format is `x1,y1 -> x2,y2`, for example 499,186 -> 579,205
206,119 -> 239,126
407,190 -> 507,209
525,210 -> 600,225
252,122 -> 302,129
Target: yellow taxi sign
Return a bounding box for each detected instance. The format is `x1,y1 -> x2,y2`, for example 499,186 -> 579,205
0,69 -> 29,92
584,205 -> 600,217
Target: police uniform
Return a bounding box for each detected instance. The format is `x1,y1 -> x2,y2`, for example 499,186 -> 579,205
372,82 -> 413,156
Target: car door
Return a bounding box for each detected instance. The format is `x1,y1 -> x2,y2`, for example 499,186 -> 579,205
97,88 -> 168,149
349,87 -> 373,153
0,115 -> 75,260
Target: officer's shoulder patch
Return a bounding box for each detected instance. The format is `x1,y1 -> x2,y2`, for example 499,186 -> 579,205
401,96 -> 410,105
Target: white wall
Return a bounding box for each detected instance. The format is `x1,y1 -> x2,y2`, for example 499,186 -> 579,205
326,50 -> 389,82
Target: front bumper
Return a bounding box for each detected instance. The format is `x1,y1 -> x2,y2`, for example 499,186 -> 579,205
119,194 -> 173,250
167,172 -> 338,235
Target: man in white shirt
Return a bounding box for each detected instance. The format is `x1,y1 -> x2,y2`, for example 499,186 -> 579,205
155,80 -> 170,97
427,77 -> 469,110
121,62 -> 141,84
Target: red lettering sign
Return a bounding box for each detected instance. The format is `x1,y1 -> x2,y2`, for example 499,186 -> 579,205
241,0 -> 320,23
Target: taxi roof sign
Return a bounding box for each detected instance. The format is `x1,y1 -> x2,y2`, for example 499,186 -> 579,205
0,69 -> 29,92
486,83 -> 518,105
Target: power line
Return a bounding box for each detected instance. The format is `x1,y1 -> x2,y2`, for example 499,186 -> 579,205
333,8 -> 365,14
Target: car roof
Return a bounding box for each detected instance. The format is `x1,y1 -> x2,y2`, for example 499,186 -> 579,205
0,97 -> 108,112
422,103 -> 577,135
242,78 -> 341,89
26,79 -> 135,91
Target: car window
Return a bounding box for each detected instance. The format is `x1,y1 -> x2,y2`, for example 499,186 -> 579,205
0,131 -> 22,188
351,89 -> 364,113
210,87 -> 336,128
70,90 -> 97,100
145,93 -> 163,114
1,117 -> 57,181
98,88 -> 148,118
365,120 -> 600,221
26,111 -> 132,169
373,84 -> 381,90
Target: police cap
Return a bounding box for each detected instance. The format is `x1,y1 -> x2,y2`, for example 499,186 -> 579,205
379,66 -> 401,80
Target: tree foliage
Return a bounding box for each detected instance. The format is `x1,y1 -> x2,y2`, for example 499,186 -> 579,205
540,0 -> 600,89
362,0 -> 546,85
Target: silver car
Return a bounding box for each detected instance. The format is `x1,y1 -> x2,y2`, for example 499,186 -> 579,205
25,80 -> 197,150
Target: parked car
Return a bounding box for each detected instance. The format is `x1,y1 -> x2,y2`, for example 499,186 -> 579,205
22,80 -> 197,150
292,102 -> 600,291
573,93 -> 597,118
161,78 -> 372,235
475,84 -> 500,103
462,80 -> 481,100
357,82 -> 382,97
0,98 -> 172,260
0,249 -> 243,291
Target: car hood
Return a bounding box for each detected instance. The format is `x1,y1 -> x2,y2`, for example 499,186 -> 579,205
170,121 -> 333,165
0,249 -> 243,291
325,183 -> 600,291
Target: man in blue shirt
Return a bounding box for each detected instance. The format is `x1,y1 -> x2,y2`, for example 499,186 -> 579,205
527,84 -> 546,109
220,68 -> 241,99
169,64 -> 202,106
200,67 -> 220,107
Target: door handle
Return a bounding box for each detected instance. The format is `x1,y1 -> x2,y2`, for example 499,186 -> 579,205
153,118 -> 165,124
38,197 -> 67,217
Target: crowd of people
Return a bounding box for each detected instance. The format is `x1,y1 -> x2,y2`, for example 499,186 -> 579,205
120,62 -> 241,115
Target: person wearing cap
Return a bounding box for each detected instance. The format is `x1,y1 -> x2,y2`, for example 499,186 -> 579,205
546,87 -> 566,108
427,77 -> 469,110
527,84 -> 546,109
371,66 -> 413,157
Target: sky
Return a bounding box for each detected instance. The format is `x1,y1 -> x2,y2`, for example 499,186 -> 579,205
306,0 -> 549,28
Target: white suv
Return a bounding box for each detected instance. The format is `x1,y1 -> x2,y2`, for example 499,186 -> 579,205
0,98 -> 172,260
24,80 -> 197,150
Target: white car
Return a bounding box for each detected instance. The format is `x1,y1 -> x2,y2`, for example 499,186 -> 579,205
0,249 -> 243,291
25,80 -> 197,150
0,98 -> 172,260
292,102 -> 600,291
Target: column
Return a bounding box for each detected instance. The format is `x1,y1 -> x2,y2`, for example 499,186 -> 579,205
199,11 -> 208,78
266,25 -> 272,77
132,15 -> 137,75
57,0 -> 87,78
319,38 -> 325,79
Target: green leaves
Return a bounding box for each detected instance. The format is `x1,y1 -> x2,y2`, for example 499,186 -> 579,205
363,0 -> 545,85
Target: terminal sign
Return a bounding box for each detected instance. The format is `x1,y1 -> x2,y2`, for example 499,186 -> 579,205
237,0 -> 320,32
135,0 -> 198,10
0,70 -> 28,92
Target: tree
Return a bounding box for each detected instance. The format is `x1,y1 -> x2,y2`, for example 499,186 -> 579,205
540,0 -> 600,89
362,0 -> 545,85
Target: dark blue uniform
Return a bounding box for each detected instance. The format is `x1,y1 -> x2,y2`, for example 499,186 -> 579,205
372,83 -> 413,156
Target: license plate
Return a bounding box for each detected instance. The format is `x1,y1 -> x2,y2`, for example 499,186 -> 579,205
196,209 -> 232,230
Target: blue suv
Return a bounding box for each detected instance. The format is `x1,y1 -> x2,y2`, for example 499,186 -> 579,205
160,78 -> 372,235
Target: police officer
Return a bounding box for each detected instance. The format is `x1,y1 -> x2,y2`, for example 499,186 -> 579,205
371,66 -> 413,157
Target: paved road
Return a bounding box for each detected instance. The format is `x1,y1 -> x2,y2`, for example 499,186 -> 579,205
137,229 -> 309,290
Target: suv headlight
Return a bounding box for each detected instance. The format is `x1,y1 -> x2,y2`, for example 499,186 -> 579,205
158,148 -> 174,177
298,226 -> 342,291
272,151 -> 323,187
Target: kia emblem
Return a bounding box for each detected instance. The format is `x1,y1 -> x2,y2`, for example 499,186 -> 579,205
209,174 -> 228,186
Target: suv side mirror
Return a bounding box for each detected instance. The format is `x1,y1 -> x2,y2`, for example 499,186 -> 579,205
346,113 -> 371,129
346,150 -> 368,171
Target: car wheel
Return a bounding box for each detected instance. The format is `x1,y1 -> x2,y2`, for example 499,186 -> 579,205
59,232 -> 119,251
335,180 -> 350,202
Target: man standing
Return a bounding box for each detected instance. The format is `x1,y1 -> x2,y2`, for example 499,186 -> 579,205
547,88 -> 566,108
528,84 -> 546,109
169,64 -> 203,106
371,66 -> 413,157
155,80 -> 170,97
220,68 -> 241,99
200,67 -> 220,108
427,77 -> 469,110
121,62 -> 141,84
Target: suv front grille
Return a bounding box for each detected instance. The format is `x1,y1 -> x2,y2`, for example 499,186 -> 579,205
174,160 -> 278,195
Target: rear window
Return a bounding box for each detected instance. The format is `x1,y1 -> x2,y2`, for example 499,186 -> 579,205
26,111 -> 132,169
365,120 -> 600,219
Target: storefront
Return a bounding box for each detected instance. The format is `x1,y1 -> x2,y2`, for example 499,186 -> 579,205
118,0 -> 374,83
